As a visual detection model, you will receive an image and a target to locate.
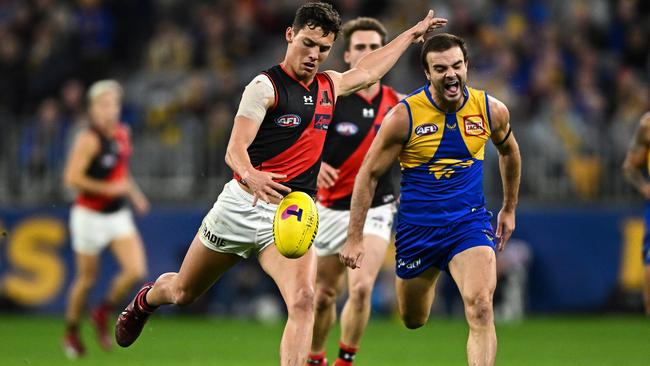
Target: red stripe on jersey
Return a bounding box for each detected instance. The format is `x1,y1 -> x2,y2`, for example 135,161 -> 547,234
318,86 -> 399,207
258,74 -> 334,182
76,124 -> 132,211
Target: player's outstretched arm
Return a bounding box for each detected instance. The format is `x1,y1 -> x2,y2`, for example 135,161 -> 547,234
225,76 -> 291,205
340,104 -> 409,269
489,96 -> 520,251
326,10 -> 447,98
623,112 -> 650,199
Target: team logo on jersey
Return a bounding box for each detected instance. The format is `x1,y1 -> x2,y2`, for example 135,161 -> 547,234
275,114 -> 302,128
428,158 -> 475,179
320,91 -> 332,106
463,115 -> 486,136
336,122 -> 358,136
362,108 -> 374,118
414,123 -> 438,136
303,95 -> 314,105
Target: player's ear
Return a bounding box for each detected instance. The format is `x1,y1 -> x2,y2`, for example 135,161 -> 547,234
343,50 -> 351,64
286,27 -> 294,43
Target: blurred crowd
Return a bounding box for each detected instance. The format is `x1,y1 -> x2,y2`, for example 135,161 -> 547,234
0,0 -> 649,205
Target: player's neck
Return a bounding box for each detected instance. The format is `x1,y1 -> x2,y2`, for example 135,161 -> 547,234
429,84 -> 464,113
279,61 -> 316,87
356,82 -> 381,100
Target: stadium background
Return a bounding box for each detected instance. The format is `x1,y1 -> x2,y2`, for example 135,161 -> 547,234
0,0 -> 649,365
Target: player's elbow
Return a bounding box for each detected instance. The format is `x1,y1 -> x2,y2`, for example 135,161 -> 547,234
63,171 -> 80,190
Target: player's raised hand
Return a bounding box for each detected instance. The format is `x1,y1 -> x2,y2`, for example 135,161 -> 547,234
317,162 -> 340,189
410,10 -> 448,44
495,208 -> 516,251
339,238 -> 364,269
243,170 -> 291,206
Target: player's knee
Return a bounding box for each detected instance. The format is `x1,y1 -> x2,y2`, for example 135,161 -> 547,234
123,267 -> 148,285
288,286 -> 315,316
464,293 -> 493,328
314,286 -> 337,311
401,312 -> 428,329
75,272 -> 98,290
348,280 -> 373,308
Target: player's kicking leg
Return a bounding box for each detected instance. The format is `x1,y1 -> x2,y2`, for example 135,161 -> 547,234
309,255 -> 346,365
259,244 -> 317,366
334,234 -> 389,366
448,246 -> 497,366
115,234 -> 240,347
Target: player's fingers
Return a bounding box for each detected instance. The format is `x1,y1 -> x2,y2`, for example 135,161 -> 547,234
252,194 -> 259,207
268,172 -> 288,180
270,181 -> 292,193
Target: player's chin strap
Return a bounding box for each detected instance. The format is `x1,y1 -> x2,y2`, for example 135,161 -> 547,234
494,125 -> 512,146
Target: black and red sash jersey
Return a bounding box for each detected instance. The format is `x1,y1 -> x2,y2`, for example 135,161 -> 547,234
75,124 -> 131,213
237,64 -> 336,196
317,85 -> 399,210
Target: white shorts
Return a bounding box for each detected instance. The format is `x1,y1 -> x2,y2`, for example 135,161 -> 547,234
70,205 -> 137,255
198,179 -> 276,258
314,202 -> 396,257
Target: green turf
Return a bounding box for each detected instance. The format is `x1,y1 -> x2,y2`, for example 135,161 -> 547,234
1,314 -> 649,365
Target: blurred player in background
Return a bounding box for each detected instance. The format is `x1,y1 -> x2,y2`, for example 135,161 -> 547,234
62,80 -> 149,358
115,2 -> 446,365
622,111 -> 650,316
308,17 -> 403,366
340,34 -> 521,366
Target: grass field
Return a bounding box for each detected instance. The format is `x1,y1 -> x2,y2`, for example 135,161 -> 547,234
1,314 -> 649,365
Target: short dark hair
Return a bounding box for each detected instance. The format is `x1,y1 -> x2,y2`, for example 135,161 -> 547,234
420,33 -> 468,70
341,17 -> 387,50
292,2 -> 341,40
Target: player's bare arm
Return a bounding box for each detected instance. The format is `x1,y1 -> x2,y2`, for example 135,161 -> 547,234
340,104 -> 409,269
623,113 -> 650,199
64,130 -> 130,197
326,11 -> 447,98
488,96 -> 520,251
317,162 -> 339,189
127,176 -> 149,215
225,76 -> 291,205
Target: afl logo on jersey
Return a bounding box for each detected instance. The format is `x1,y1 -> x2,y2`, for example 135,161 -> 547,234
415,123 -> 438,136
275,114 -> 301,128
336,122 -> 358,136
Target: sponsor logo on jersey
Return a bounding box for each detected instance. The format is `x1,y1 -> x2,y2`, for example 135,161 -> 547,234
397,257 -> 421,270
362,108 -> 374,118
303,95 -> 314,105
314,113 -> 332,131
281,204 -> 303,221
414,123 -> 438,136
275,114 -> 301,127
463,115 -> 486,136
100,154 -> 116,168
336,122 -> 358,136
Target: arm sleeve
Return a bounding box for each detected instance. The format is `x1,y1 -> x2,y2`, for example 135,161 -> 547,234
235,74 -> 275,125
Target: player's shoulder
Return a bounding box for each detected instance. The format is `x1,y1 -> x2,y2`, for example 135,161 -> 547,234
486,93 -> 509,125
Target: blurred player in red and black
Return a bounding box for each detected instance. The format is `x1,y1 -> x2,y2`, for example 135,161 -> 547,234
115,3 -> 446,365
308,17 -> 403,366
62,80 -> 149,358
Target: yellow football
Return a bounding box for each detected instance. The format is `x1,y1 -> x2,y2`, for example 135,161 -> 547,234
273,191 -> 319,259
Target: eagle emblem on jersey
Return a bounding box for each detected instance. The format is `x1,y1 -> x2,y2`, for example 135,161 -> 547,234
428,159 -> 474,179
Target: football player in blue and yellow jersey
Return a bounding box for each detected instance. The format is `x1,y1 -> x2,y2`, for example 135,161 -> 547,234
340,33 -> 521,366
622,111 -> 650,316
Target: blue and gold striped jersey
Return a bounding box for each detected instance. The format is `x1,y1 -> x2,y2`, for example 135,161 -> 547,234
398,85 -> 492,226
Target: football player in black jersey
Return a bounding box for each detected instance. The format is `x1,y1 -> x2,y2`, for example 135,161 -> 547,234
116,3 -> 446,365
